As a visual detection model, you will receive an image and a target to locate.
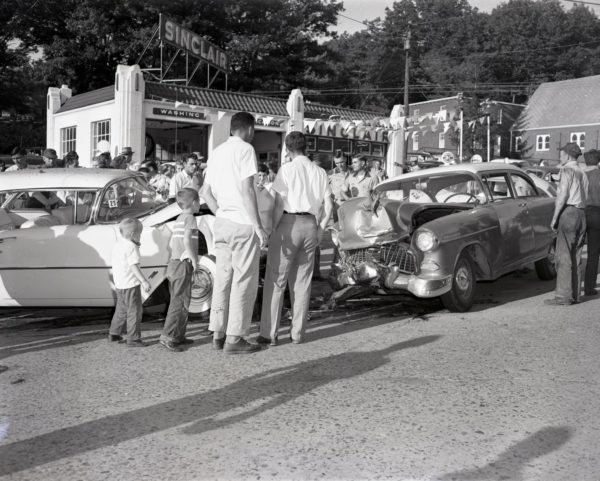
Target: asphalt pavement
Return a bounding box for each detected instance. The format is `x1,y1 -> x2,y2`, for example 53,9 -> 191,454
1,266 -> 600,481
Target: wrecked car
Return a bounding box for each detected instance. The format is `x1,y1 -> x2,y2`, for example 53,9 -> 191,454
329,163 -> 556,312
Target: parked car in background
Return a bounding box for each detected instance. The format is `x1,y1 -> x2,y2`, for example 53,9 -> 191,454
0,169 -> 215,314
329,163 -> 556,312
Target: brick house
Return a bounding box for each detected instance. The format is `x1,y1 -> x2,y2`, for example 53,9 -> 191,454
511,75 -> 600,162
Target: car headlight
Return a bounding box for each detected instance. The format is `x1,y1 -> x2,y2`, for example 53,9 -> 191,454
415,230 -> 438,252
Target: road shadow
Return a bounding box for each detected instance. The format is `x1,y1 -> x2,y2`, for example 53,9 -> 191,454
0,335 -> 440,476
438,426 -> 573,481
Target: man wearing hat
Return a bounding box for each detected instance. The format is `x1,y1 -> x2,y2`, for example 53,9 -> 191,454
583,149 -> 600,295
42,148 -> 60,168
120,147 -> 134,164
545,142 -> 589,305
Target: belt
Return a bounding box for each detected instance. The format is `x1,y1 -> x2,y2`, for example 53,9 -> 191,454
284,210 -> 313,216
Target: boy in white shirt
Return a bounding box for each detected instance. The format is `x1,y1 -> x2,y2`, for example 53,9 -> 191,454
109,218 -> 151,347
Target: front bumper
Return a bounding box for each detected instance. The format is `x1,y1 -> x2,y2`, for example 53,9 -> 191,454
330,244 -> 453,298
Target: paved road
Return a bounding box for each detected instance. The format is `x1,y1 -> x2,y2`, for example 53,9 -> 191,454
1,268 -> 599,481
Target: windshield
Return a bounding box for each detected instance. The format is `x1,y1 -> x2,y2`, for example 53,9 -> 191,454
96,176 -> 167,223
376,172 -> 488,204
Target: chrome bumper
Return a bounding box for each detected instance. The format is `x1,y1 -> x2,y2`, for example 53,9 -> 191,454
388,271 -> 453,298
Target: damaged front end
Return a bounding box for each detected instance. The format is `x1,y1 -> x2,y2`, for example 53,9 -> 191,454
329,195 -> 419,294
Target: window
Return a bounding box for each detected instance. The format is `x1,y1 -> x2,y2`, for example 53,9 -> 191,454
570,132 -> 585,149
438,105 -> 447,121
91,119 -> 111,157
412,132 -> 419,151
495,135 -> 502,156
438,132 -> 445,149
481,174 -> 514,200
97,177 -> 165,224
60,126 -> 76,157
497,108 -> 503,125
515,136 -> 523,152
413,109 -> 420,123
510,174 -> 538,198
536,134 -> 550,152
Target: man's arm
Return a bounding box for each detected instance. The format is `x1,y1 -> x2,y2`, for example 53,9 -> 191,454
551,169 -> 570,231
200,183 -> 218,214
241,176 -> 268,248
272,191 -> 284,232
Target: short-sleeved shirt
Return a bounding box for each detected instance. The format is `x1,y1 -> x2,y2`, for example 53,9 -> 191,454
169,171 -> 202,199
329,171 -> 349,205
203,136 -> 258,225
271,155 -> 331,217
585,167 -> 600,208
557,161 -> 588,209
112,237 -> 141,289
170,213 -> 199,261
255,182 -> 275,235
344,170 -> 380,198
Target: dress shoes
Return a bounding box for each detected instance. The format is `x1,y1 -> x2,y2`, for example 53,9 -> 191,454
108,334 -> 124,343
256,335 -> 278,346
585,289 -> 598,296
160,339 -> 183,352
543,298 -> 574,306
289,334 -> 303,344
224,338 -> 261,354
213,337 -> 226,350
176,337 -> 194,345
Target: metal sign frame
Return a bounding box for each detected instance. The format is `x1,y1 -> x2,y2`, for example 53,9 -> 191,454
137,14 -> 229,89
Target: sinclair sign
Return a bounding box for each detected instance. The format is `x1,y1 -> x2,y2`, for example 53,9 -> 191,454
159,15 -> 229,73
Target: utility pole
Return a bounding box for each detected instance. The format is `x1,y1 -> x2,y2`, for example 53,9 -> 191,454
402,23 -> 411,165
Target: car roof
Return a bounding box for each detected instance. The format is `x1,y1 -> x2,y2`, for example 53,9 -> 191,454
377,162 -> 526,190
0,168 -> 141,191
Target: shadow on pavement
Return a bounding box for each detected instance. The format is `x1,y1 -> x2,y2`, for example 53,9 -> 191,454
438,426 -> 573,481
0,335 -> 441,476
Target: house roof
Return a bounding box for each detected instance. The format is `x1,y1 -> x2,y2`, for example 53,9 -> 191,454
515,75 -> 600,130
56,86 -> 115,113
53,81 -> 386,121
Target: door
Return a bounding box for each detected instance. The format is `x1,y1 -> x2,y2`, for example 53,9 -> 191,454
481,172 -> 535,274
509,172 -> 555,260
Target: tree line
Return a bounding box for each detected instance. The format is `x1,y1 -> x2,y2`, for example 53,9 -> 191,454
1,0 -> 599,151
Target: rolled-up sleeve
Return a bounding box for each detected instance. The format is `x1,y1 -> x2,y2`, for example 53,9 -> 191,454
237,145 -> 258,180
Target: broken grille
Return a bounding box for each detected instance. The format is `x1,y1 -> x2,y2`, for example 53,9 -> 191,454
342,242 -> 417,274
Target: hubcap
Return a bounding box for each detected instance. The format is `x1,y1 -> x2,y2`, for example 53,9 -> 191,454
455,265 -> 471,293
192,267 -> 213,303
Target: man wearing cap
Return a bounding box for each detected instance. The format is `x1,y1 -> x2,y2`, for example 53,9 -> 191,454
168,154 -> 202,202
119,147 -> 134,167
42,148 -> 60,168
583,149 -> 600,295
545,142 -> 589,306
6,147 -> 28,171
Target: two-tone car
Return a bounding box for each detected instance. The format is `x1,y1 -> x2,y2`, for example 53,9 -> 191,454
329,163 -> 557,312
0,169 -> 215,314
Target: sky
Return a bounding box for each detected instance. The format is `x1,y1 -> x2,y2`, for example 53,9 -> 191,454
337,0 -> 600,33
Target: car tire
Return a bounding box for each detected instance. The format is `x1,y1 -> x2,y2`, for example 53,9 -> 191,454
535,243 -> 557,281
188,255 -> 216,315
441,252 -> 476,312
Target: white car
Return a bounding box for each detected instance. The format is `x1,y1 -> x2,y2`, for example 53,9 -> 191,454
0,169 -> 215,314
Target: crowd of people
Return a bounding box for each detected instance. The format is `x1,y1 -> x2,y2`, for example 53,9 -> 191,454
107,110 -> 393,353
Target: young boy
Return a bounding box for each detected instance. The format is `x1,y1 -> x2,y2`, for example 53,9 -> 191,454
109,218 -> 151,347
159,188 -> 200,352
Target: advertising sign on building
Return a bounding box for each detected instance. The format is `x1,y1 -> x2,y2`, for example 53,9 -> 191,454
152,107 -> 206,120
159,15 -> 229,73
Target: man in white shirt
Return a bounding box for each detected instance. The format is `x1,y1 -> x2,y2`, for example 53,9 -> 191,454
168,154 -> 202,201
256,131 -> 333,346
202,112 -> 268,354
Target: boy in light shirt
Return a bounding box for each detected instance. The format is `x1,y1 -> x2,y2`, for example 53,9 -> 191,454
159,188 -> 200,352
109,218 -> 151,347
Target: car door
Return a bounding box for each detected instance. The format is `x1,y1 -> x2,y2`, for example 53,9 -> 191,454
480,172 -> 535,274
509,172 -> 555,260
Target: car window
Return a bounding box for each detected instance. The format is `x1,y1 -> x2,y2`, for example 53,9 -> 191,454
481,174 -> 514,201
510,174 -> 538,198
378,172 -> 487,204
97,177 -> 165,224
